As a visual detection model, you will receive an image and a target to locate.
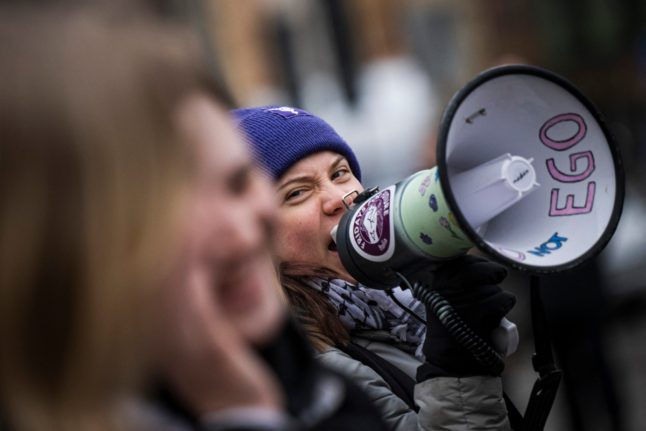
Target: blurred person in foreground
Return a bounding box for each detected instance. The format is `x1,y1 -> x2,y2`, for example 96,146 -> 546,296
0,6 -> 387,431
233,106 -> 516,430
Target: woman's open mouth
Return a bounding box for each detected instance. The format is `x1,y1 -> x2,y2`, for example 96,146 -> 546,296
327,240 -> 338,252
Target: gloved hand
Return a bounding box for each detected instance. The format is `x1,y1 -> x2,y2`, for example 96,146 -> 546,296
416,255 -> 516,380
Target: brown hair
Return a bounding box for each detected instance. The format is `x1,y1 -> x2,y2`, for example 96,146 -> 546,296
279,263 -> 351,352
0,6 -> 211,430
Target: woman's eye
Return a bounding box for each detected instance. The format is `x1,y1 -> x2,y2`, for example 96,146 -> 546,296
331,168 -> 349,181
285,189 -> 305,202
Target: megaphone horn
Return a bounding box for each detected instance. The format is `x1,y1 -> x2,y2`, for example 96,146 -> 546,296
334,65 -> 624,288
438,64 -> 624,273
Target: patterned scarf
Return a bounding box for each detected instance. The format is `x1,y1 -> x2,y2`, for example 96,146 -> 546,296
306,278 -> 427,360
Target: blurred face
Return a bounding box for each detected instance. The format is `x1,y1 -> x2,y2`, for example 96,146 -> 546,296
274,151 -> 363,281
174,94 -> 284,344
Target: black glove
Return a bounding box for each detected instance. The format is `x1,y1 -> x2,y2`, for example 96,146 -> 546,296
417,255 -> 516,380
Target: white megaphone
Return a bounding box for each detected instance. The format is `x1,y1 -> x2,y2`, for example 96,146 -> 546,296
334,65 -> 625,288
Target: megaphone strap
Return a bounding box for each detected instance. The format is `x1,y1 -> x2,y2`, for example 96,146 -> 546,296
521,276 -> 563,431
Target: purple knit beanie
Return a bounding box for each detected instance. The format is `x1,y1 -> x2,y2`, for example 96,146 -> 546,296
232,105 -> 361,181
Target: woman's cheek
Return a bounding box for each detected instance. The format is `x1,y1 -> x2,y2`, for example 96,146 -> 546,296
279,229 -> 306,261
275,205 -> 321,261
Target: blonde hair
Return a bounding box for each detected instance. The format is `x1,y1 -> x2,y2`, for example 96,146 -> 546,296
0,6 -> 208,430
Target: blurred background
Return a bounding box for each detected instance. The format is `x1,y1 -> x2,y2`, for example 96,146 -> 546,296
8,0 -> 646,429
166,2 -> 646,430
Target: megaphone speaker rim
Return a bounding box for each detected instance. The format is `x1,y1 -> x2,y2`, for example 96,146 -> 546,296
436,64 -> 625,274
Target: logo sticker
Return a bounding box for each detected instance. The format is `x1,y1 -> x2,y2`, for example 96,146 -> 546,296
265,106 -> 307,119
349,187 -> 395,262
528,232 -> 568,257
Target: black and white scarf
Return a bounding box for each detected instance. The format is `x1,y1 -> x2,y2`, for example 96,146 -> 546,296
306,278 -> 427,360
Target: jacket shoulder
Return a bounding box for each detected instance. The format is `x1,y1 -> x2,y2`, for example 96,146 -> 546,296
352,336 -> 422,379
317,347 -> 419,431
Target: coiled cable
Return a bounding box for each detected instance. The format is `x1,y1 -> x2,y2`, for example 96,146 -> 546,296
396,271 -> 505,375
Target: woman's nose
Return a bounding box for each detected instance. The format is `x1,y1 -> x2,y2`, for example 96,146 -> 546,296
321,185 -> 357,216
